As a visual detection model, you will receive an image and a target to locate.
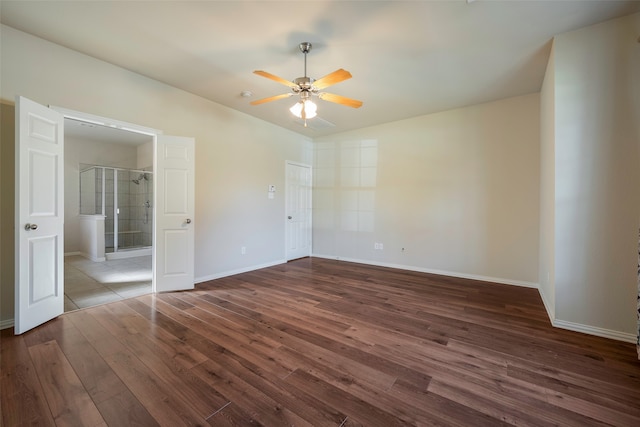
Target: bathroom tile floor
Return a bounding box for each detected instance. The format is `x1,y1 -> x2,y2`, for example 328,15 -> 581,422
64,254 -> 152,312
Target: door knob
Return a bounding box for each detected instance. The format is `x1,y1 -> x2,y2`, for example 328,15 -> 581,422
287,216 -> 292,220
24,223 -> 38,231
185,218 -> 192,224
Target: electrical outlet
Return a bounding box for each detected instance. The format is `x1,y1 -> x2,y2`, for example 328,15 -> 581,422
374,243 -> 379,250
241,246 -> 246,255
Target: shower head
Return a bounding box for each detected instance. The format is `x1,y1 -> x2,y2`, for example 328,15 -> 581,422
131,173 -> 147,185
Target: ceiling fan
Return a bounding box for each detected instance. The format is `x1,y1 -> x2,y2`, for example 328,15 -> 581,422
251,42 -> 363,125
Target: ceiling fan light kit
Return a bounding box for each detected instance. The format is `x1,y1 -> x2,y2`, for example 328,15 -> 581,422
251,42 -> 362,126
290,99 -> 317,119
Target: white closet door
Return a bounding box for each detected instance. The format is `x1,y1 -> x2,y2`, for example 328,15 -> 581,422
285,162 -> 312,260
155,135 -> 195,292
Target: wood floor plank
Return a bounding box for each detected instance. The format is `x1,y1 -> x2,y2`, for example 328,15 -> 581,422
90,303 -> 228,420
185,290 -> 404,391
2,257 -> 639,426
44,312 -> 159,426
67,307 -> 208,426
127,298 -> 348,426
28,340 -> 106,426
284,368 -> 406,427
102,301 -> 209,370
205,401 -> 264,426
0,330 -> 55,427
150,293 -> 296,378
192,359 -> 314,427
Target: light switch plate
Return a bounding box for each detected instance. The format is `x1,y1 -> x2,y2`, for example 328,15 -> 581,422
268,185 -> 276,192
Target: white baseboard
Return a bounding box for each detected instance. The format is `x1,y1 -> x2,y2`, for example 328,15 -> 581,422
537,286 -> 635,343
195,259 -> 287,284
105,247 -> 151,260
66,251 -> 105,261
552,319 -> 637,343
0,319 -> 14,330
311,253 -> 539,288
538,287 -> 555,323
80,252 -> 106,262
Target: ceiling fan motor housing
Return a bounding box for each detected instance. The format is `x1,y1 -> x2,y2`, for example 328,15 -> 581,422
293,76 -> 315,92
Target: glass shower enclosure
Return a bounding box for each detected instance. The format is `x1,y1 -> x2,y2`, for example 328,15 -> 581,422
80,165 -> 153,255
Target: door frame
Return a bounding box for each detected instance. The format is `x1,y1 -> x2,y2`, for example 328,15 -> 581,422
14,100 -> 197,333
285,160 -> 312,261
50,106 -> 162,293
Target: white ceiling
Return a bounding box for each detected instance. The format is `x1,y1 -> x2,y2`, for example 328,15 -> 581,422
2,1 -> 639,137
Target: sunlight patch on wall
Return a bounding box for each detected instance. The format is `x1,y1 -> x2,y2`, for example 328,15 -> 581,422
313,139 -> 379,234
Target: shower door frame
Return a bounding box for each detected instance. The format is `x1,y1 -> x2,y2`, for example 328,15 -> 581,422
80,165 -> 154,254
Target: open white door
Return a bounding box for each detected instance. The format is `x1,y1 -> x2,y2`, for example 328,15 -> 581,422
285,162 -> 312,261
155,135 -> 195,292
15,96 -> 64,334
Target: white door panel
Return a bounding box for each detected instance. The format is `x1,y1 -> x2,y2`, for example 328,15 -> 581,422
15,96 -> 64,334
155,135 -> 195,292
286,162 -> 312,261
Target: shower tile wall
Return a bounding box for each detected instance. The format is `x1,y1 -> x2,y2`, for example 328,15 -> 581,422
103,169 -> 153,251
118,171 -> 133,248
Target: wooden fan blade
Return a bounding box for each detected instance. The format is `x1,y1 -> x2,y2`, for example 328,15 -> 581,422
318,92 -> 363,108
253,70 -> 297,88
313,69 -> 352,90
250,93 -> 293,105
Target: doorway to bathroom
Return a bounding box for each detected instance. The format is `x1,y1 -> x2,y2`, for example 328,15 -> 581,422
63,118 -> 155,312
16,96 -> 195,333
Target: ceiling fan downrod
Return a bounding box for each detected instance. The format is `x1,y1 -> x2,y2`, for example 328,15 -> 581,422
299,42 -> 312,78
293,42 -> 314,92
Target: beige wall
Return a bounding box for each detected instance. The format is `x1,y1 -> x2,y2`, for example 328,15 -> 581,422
313,93 -> 541,286
0,103 -> 15,326
137,141 -> 153,170
549,13 -> 640,339
538,41 -> 556,319
0,25 -> 311,325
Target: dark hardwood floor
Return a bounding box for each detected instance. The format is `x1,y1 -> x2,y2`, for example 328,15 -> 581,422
2,257 -> 640,426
